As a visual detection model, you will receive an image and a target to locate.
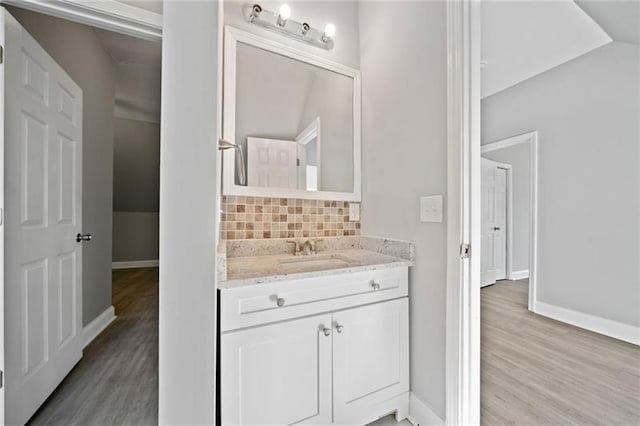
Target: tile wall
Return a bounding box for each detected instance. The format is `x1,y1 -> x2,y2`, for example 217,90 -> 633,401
221,195 -> 361,240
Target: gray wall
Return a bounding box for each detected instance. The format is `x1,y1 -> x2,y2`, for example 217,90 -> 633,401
159,1 -> 219,422
9,7 -> 117,327
483,143 -> 531,273
359,2 -> 447,418
112,117 -> 160,262
482,41 -> 640,327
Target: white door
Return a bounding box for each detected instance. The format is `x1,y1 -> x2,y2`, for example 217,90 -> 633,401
481,158 -> 507,287
221,314 -> 333,425
247,137 -> 298,189
2,9 -> 84,425
332,298 -> 409,425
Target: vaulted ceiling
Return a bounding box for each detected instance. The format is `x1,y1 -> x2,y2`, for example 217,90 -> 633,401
576,0 -> 640,44
94,28 -> 162,123
481,0 -> 613,99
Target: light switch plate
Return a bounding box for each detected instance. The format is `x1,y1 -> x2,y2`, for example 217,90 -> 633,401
420,195 -> 443,222
349,202 -> 360,221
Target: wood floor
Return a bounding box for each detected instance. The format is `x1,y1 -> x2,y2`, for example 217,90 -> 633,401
482,280 -> 640,425
27,268 -> 159,426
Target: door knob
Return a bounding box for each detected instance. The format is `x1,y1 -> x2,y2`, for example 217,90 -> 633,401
370,281 -> 381,291
76,233 -> 92,242
493,227 -> 501,231
322,327 -> 332,337
335,324 -> 344,333
276,297 -> 285,307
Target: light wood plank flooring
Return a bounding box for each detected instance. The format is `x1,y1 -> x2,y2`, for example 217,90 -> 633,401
28,268 -> 159,425
482,279 -> 640,425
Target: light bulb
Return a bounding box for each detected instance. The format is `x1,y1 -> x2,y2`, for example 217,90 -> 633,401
279,4 -> 291,20
324,23 -> 336,38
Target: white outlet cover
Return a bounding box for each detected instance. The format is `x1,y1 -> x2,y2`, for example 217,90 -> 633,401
420,195 -> 443,223
349,202 -> 360,221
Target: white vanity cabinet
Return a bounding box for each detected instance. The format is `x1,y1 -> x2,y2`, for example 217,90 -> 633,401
221,313 -> 333,425
220,267 -> 410,426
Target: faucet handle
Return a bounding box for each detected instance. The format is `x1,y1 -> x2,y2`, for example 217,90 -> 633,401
286,240 -> 301,255
309,239 -> 323,254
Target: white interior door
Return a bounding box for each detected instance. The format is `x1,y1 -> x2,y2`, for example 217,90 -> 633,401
246,137 -> 298,189
2,9 -> 83,425
481,158 -> 507,287
221,314 -> 333,425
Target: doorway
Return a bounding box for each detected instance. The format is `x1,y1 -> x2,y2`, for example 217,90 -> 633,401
480,131 -> 538,308
1,5 -> 161,424
480,158 -> 509,287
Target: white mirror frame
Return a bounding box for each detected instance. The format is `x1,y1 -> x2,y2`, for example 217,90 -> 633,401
222,26 -> 362,201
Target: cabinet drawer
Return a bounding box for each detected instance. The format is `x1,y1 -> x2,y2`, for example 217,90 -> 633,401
220,267 -> 408,332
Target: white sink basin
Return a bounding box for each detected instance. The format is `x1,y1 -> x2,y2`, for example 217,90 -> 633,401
278,254 -> 359,270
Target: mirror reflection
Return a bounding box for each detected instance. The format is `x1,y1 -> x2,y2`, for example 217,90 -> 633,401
234,42 -> 354,193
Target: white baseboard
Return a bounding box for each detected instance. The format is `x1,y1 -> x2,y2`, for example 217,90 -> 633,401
112,259 -> 159,269
535,301 -> 640,346
82,305 -> 116,349
508,269 -> 529,280
408,393 -> 444,426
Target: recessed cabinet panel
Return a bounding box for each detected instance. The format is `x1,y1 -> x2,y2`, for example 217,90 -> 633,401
332,298 -> 410,424
221,314 -> 333,425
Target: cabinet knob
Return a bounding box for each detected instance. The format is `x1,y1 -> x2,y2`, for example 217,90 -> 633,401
276,297 -> 285,307
322,327 -> 332,337
371,281 -> 381,291
335,324 -> 344,333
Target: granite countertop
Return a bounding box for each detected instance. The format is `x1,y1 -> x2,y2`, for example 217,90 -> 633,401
217,236 -> 414,289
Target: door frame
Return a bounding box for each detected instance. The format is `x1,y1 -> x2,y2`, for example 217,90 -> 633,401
445,1 -> 481,424
479,157 -> 512,287
0,0 -> 162,40
481,131 -> 539,311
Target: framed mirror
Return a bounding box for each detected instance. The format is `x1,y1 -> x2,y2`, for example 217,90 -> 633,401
222,26 -> 362,201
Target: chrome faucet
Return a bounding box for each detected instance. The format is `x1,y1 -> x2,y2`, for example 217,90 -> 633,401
287,239 -> 323,256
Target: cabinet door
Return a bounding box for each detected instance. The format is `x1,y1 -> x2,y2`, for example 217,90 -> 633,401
332,298 -> 409,424
221,314 -> 333,425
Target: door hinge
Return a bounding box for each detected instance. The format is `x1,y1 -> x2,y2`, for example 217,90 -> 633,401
0,370 -> 3,389
460,243 -> 471,259
0,45 -> 3,64
296,158 -> 300,166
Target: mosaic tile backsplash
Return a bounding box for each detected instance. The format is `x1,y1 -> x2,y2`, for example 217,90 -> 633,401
221,196 -> 361,240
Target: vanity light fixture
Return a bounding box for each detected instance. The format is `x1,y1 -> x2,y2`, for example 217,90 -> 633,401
244,3 -> 335,50
277,4 -> 291,27
249,3 -> 262,23
322,23 -> 336,42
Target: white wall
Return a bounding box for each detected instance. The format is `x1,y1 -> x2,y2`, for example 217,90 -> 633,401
483,144 -> 531,273
159,1 -> 219,423
359,1 -> 447,418
482,41 -> 640,327
8,7 -> 118,327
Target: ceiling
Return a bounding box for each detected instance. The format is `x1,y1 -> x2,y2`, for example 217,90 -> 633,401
94,28 -> 162,123
481,0 -> 612,99
576,1 -> 640,44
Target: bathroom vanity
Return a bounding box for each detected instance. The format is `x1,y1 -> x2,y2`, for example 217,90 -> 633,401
217,17 -> 412,425
218,237 -> 413,425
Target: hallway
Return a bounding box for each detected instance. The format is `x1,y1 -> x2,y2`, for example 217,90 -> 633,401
28,268 -> 158,425
481,280 -> 640,425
